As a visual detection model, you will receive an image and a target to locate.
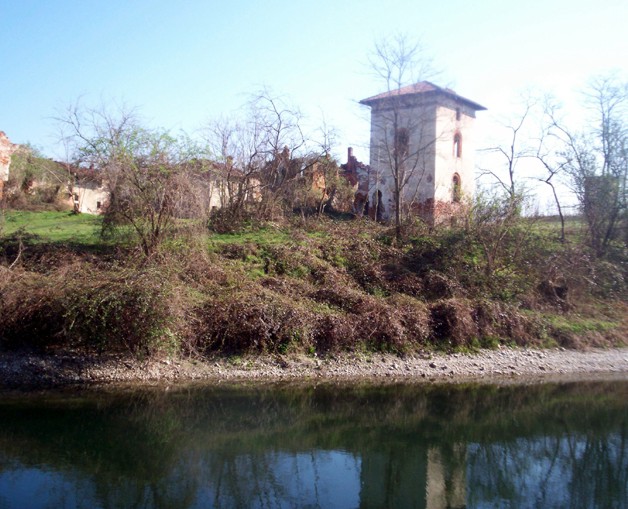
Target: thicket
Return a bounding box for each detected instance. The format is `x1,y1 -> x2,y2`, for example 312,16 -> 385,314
0,206 -> 625,358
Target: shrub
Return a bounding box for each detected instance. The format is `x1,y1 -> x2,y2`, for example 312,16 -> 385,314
63,267 -> 183,355
196,287 -> 315,354
0,263 -> 185,355
429,299 -> 478,348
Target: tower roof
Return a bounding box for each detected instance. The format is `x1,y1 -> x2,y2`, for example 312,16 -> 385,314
359,81 -> 486,111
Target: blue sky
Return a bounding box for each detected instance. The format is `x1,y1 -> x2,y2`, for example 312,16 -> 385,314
2,0 -> 627,186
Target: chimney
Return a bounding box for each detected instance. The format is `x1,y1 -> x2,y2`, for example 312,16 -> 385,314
348,147 -> 354,160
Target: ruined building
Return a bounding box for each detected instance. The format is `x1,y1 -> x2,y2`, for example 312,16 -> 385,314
0,131 -> 18,200
348,81 -> 486,223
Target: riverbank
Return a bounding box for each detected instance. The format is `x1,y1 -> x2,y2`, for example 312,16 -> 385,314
2,346 -> 628,389
3,214 -> 627,359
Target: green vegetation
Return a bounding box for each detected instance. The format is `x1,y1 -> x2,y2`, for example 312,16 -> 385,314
0,209 -> 625,359
1,210 -> 103,245
3,146 -> 71,211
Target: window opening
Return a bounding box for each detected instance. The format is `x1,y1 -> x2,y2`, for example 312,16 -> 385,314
394,128 -> 409,159
452,174 -> 462,203
453,133 -> 462,158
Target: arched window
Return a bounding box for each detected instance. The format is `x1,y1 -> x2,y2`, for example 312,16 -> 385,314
452,173 -> 462,203
394,127 -> 409,159
453,133 -> 462,158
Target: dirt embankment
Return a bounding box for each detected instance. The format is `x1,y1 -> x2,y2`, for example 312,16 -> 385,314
2,347 -> 628,390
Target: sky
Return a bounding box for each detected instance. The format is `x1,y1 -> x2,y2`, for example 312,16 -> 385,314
2,0 -> 628,210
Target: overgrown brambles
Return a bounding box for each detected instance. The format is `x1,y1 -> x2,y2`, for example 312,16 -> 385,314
0,261 -> 187,355
0,216 -> 625,357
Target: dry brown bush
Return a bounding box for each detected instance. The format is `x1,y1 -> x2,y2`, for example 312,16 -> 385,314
429,299 -> 479,347
313,314 -> 360,352
387,294 -> 431,346
0,261 -> 189,355
471,300 -> 542,347
309,285 -> 368,312
422,270 -> 463,300
0,266 -> 69,348
195,286 -> 316,354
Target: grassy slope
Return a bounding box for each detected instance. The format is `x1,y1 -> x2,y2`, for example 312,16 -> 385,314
0,211 -> 625,357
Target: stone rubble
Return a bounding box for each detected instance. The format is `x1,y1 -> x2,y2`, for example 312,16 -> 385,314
1,346 -> 627,389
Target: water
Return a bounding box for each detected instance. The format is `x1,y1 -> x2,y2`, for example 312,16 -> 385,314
0,380 -> 626,508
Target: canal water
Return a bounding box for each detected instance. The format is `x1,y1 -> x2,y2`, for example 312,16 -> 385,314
0,380 -> 626,508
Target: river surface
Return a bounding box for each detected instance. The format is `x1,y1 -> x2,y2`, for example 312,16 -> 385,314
0,380 -> 626,509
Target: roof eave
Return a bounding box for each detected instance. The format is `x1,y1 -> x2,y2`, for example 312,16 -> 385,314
359,88 -> 487,111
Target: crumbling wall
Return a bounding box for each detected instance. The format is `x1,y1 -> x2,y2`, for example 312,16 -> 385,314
0,131 -> 18,199
341,147 -> 371,216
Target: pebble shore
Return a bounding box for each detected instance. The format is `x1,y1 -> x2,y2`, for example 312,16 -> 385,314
1,346 -> 628,389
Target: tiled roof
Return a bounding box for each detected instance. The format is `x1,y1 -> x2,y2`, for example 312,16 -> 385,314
360,81 -> 486,111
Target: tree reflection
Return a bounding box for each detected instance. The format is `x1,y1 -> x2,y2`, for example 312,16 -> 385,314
467,432 -> 628,508
0,381 -> 626,508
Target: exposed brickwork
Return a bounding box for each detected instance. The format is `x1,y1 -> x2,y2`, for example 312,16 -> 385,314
340,147 -> 371,216
0,132 -> 19,200
411,199 -> 469,226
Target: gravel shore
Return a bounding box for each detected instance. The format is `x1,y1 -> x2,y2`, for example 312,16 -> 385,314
1,346 -> 628,389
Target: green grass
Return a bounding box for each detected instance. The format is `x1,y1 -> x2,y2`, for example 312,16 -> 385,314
1,210 -> 103,245
0,211 -> 322,252
208,229 -> 293,247
526,215 -> 586,240
546,313 -> 619,335
207,226 -> 322,249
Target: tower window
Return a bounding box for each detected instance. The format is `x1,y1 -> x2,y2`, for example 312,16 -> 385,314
394,127 -> 409,159
452,173 -> 462,202
456,108 -> 461,121
453,133 -> 462,158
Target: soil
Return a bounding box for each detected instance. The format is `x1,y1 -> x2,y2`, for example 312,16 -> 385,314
1,346 -> 628,390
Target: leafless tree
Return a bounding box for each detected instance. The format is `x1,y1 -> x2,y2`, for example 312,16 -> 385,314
366,33 -> 440,242
479,101 -> 535,208
546,74 -> 628,255
57,101 -> 197,256
203,90 -> 335,225
531,98 -> 569,242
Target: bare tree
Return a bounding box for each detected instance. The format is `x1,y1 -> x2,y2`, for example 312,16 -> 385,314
532,98 -> 569,242
202,90 -> 334,226
366,33 -> 440,242
57,101 -> 197,256
479,102 -> 534,207
546,74 -> 628,255
202,116 -> 260,220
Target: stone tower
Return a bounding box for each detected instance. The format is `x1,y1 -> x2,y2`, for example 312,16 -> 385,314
360,81 -> 486,223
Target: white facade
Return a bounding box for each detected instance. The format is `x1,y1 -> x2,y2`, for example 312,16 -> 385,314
361,82 -> 485,222
72,180 -> 109,214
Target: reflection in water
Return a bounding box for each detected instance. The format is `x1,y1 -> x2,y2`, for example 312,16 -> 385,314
427,445 -> 466,509
468,433 -> 628,509
0,381 -> 626,508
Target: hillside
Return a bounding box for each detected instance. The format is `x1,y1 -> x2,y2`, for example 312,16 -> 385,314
1,210 -> 626,364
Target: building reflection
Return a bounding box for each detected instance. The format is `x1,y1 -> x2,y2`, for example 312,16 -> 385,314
426,445 -> 466,509
359,442 -> 467,509
0,382 -> 626,508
